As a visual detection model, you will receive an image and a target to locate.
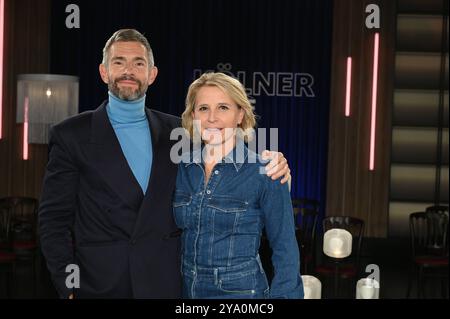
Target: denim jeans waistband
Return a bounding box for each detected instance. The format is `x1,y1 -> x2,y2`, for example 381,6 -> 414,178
182,255 -> 265,282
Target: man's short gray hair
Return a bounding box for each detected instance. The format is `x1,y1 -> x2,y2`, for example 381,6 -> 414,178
102,29 -> 155,67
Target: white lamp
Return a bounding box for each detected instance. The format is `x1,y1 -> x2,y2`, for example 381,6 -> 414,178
301,275 -> 322,299
323,228 -> 353,298
17,74 -> 79,144
323,228 -> 352,258
356,278 -> 380,299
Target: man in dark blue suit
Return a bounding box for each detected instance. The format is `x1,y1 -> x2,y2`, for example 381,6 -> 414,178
38,29 -> 291,299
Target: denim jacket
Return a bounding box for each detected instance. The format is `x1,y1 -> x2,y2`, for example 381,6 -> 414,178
173,144 -> 303,298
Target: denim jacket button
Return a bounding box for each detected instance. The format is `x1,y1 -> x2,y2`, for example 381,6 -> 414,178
214,170 -> 219,175
206,190 -> 211,195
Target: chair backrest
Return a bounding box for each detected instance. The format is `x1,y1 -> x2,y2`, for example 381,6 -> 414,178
0,202 -> 13,246
426,211 -> 449,255
425,205 -> 449,214
292,199 -> 319,251
292,198 -> 319,212
322,216 -> 365,263
0,197 -> 39,242
410,211 -> 449,258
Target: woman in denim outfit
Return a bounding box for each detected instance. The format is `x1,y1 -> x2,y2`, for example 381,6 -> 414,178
174,72 -> 303,299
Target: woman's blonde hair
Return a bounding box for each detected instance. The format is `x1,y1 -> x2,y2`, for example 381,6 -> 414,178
181,72 -> 256,142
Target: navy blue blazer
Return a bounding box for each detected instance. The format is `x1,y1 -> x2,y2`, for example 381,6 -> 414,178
38,101 -> 182,298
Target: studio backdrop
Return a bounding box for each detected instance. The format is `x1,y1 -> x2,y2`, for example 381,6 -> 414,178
50,0 -> 332,221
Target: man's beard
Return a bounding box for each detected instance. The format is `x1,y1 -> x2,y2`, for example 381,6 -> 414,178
109,75 -> 147,101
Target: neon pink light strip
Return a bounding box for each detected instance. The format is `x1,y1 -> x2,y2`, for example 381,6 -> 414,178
23,97 -> 29,160
0,0 -> 5,139
345,57 -> 352,117
369,33 -> 380,171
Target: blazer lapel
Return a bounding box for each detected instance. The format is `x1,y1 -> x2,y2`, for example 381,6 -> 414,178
87,102 -> 144,211
131,108 -> 179,239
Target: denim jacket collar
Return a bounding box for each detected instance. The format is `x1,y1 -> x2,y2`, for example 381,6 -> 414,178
184,142 -> 250,172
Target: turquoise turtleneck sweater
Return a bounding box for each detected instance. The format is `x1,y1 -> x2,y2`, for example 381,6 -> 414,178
106,91 -> 152,194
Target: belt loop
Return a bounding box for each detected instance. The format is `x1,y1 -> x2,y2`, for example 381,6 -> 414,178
214,268 -> 219,285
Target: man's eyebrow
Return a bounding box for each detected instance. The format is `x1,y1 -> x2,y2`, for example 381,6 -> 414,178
133,57 -> 147,63
111,56 -> 147,62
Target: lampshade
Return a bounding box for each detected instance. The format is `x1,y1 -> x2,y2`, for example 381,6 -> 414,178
301,275 -> 321,299
323,228 -> 352,258
356,278 -> 380,299
17,74 -> 79,144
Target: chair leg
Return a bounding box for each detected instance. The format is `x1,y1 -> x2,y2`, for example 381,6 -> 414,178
406,265 -> 414,299
32,254 -> 37,298
32,255 -> 37,297
418,266 -> 424,299
7,262 -> 16,298
347,277 -> 353,299
333,263 -> 340,298
352,277 -> 358,299
441,269 -> 448,299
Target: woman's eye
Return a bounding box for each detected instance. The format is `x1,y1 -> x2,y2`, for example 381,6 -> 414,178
219,105 -> 229,110
198,106 -> 208,112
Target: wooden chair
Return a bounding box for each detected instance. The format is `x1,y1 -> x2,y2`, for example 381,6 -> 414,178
406,211 -> 449,298
292,199 -> 319,275
0,200 -> 17,298
0,197 -> 39,297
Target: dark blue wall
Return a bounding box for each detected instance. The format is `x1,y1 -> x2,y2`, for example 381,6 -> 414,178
50,0 -> 332,219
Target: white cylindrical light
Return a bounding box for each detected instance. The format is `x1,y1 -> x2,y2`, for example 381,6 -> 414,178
301,275 -> 321,299
356,278 -> 380,299
323,228 -> 352,258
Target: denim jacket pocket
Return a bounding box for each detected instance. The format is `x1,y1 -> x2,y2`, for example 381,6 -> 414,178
207,196 -> 248,235
173,190 -> 192,229
207,196 -> 248,213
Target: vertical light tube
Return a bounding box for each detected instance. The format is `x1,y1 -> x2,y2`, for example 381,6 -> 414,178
369,33 -> 380,171
345,57 -> 352,117
23,97 -> 29,160
0,0 -> 5,139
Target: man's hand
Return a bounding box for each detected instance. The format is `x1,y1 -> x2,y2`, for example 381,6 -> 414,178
262,150 -> 291,184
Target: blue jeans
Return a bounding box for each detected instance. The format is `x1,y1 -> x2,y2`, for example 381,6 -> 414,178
182,257 -> 270,299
